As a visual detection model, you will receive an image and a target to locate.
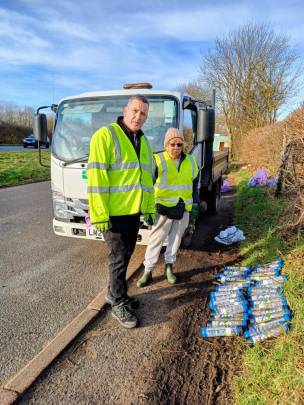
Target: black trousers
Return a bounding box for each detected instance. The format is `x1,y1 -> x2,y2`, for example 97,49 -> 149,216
103,214 -> 140,306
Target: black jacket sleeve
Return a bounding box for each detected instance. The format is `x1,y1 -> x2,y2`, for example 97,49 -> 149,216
192,174 -> 200,204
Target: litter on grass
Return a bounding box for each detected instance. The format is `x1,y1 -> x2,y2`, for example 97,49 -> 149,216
214,226 -> 245,245
201,259 -> 291,343
221,179 -> 232,193
248,169 -> 278,188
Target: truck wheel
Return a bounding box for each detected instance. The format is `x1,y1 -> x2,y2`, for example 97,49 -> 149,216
206,180 -> 221,214
181,225 -> 195,248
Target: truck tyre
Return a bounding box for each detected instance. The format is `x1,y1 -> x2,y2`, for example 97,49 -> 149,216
206,180 -> 221,215
181,224 -> 195,248
181,232 -> 192,248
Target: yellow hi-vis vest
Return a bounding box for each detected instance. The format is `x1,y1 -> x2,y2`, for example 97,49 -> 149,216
154,151 -> 198,212
87,123 -> 155,224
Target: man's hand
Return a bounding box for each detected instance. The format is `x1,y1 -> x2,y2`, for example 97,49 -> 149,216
189,203 -> 199,224
143,213 -> 156,226
94,222 -> 110,233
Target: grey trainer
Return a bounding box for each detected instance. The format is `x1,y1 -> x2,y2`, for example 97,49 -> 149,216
111,303 -> 138,328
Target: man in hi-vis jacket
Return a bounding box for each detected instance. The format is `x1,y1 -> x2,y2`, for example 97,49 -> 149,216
87,95 -> 155,328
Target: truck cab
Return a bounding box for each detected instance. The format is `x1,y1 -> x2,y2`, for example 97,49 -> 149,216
34,84 -> 228,244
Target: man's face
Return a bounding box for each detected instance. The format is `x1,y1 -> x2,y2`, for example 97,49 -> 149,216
123,98 -> 149,132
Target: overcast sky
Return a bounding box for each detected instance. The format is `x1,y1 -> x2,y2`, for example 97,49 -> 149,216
1,0 -> 304,116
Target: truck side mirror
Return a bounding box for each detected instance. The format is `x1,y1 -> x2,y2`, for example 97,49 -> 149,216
51,104 -> 58,113
33,113 -> 48,143
197,108 -> 215,142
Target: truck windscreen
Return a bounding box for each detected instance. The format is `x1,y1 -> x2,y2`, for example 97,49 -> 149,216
52,95 -> 178,161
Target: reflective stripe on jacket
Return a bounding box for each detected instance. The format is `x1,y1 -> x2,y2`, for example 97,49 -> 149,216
87,123 -> 155,223
154,151 -> 199,212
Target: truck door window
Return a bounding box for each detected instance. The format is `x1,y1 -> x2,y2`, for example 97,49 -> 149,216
143,98 -> 178,152
183,109 -> 197,152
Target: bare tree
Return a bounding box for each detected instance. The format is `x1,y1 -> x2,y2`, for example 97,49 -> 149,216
199,23 -> 301,160
177,81 -> 228,135
176,80 -> 209,102
0,102 -> 34,128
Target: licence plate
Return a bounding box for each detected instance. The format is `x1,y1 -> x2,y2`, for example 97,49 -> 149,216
88,227 -> 104,240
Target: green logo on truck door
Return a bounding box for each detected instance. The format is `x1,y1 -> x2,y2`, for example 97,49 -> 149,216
82,169 -> 87,180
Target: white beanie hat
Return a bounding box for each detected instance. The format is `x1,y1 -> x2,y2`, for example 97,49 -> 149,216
163,128 -> 185,148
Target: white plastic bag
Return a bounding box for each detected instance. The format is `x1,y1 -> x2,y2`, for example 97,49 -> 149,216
214,226 -> 245,245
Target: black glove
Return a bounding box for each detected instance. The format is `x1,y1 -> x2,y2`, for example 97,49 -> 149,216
189,203 -> 199,224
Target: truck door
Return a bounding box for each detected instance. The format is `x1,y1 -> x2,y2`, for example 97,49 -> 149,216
182,102 -> 202,183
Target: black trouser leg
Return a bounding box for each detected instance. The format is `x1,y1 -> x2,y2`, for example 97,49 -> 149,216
103,214 -> 140,306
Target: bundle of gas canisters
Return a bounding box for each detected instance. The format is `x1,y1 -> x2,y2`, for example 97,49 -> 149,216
201,259 -> 291,343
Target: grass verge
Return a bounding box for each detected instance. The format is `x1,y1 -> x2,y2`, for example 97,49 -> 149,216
0,150 -> 50,187
232,170 -> 304,405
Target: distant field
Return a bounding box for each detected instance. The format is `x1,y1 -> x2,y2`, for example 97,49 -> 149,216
0,150 -> 50,187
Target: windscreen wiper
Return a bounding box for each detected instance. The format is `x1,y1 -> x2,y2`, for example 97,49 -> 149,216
62,155 -> 89,167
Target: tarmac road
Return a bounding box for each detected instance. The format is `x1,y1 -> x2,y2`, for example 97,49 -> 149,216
0,182 -> 111,384
0,145 -> 49,151
1,180 -> 240,405
0,145 -> 26,151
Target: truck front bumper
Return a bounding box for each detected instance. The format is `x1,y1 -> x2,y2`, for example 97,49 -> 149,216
53,218 -> 151,245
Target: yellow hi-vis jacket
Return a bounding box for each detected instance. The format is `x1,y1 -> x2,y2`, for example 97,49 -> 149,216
154,151 -> 199,212
87,123 -> 155,224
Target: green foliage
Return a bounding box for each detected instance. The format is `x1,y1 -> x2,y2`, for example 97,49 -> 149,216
0,151 -> 50,187
233,170 -> 304,405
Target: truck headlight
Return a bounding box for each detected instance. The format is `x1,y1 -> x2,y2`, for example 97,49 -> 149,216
52,191 -> 73,219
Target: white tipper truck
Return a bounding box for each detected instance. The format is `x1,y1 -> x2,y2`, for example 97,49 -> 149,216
34,83 -> 228,245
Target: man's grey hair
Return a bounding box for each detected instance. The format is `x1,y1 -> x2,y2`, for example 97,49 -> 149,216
127,95 -> 149,107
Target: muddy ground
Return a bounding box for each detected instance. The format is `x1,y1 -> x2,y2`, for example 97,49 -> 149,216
19,186 -> 244,405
